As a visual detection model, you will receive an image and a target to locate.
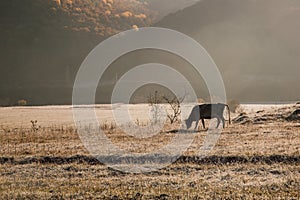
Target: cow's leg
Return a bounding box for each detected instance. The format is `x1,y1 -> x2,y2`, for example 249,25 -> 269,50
221,116 -> 226,128
194,120 -> 199,131
216,117 -> 221,128
201,118 -> 205,129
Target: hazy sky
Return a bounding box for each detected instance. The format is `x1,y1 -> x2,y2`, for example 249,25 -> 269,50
156,0 -> 300,102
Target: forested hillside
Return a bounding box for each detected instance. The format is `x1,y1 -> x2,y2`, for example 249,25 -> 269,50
0,0 -> 154,105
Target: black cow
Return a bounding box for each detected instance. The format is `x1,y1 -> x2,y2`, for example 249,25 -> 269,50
185,103 -> 231,130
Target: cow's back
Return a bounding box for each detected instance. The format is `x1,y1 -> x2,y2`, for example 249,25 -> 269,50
199,104 -> 212,119
200,103 -> 226,119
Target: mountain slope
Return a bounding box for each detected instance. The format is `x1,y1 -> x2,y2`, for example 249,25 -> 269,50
0,0 -> 154,105
1,0 -> 300,104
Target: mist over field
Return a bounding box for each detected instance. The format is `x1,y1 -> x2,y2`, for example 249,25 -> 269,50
156,0 -> 300,102
0,0 -> 299,105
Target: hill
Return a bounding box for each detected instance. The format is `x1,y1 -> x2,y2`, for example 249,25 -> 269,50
1,0 -> 300,105
0,0 -> 155,105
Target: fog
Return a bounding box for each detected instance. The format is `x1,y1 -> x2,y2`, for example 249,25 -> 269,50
156,0 -> 300,102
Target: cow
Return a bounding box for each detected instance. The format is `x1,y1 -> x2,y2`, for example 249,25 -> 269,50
185,103 -> 231,130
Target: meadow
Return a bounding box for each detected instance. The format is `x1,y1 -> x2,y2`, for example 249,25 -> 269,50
0,104 -> 299,199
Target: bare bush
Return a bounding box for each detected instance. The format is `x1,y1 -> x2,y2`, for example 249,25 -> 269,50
163,95 -> 185,124
227,99 -> 241,113
148,91 -> 163,124
17,99 -> 27,106
197,98 -> 206,104
100,121 -> 116,131
30,120 -> 40,133
148,91 -> 185,124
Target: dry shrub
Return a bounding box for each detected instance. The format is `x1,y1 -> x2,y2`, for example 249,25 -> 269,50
197,98 -> 206,104
17,99 -> 27,106
227,99 -> 240,113
163,96 -> 184,124
100,122 -> 116,131
132,25 -> 139,30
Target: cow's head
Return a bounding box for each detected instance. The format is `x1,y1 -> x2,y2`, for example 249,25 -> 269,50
185,119 -> 192,129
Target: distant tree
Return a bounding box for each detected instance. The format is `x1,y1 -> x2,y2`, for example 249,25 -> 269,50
148,91 -> 187,124
148,91 -> 163,124
163,95 -> 185,124
17,99 -> 27,106
198,98 -> 206,104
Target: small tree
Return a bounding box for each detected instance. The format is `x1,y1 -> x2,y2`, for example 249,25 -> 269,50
163,95 -> 185,124
197,98 -> 206,104
148,91 -> 186,124
148,91 -> 163,124
30,120 -> 40,133
17,99 -> 27,106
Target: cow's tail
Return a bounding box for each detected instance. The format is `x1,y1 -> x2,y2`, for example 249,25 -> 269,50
226,104 -> 231,125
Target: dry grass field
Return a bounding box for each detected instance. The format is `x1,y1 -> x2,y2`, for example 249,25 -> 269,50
0,104 -> 299,199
